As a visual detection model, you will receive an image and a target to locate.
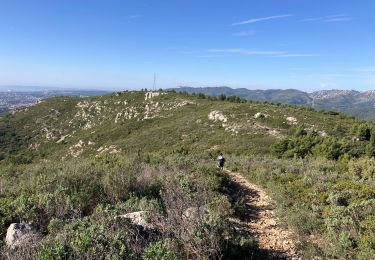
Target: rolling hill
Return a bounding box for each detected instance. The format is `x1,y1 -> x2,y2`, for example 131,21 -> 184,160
0,90 -> 358,162
2,90 -> 375,259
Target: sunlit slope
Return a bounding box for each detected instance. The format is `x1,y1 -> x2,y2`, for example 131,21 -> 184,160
0,91 -> 359,162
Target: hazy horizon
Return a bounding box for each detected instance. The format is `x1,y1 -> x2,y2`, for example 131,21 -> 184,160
1,84 -> 375,94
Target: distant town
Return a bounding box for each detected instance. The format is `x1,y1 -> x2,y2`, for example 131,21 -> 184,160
0,89 -> 108,113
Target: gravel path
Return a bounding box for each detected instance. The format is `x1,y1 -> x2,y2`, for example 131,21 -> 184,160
226,170 -> 303,259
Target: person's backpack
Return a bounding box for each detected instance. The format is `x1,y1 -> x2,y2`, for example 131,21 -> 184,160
218,156 -> 225,167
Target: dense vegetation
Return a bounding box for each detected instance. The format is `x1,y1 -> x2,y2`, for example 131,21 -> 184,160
228,123 -> 375,258
1,153 -> 242,259
1,90 -> 375,258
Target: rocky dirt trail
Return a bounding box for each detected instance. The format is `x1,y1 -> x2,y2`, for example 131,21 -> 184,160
226,170 -> 302,259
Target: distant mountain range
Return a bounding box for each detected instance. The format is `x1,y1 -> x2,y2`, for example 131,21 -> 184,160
170,87 -> 375,121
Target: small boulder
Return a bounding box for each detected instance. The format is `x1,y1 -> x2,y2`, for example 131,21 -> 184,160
254,112 -> 269,119
286,116 -> 298,125
117,211 -> 153,229
208,111 -> 228,123
5,223 -> 41,248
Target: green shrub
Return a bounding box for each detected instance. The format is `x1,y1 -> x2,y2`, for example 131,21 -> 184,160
356,123 -> 372,141
47,218 -> 65,235
37,243 -> 68,260
143,240 -> 177,260
313,137 -> 347,160
348,157 -> 375,181
0,197 -> 15,238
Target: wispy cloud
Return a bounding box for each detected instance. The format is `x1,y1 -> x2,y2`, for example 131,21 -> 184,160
232,30 -> 256,37
197,54 -> 223,58
302,13 -> 352,23
274,54 -> 322,58
301,17 -> 322,22
128,14 -> 141,19
208,48 -> 285,56
207,48 -> 320,58
232,14 -> 293,26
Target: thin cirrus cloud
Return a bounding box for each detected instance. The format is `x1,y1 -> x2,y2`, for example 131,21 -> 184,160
274,54 -> 322,58
127,14 -> 141,19
302,14 -> 352,23
232,14 -> 293,26
232,30 -> 256,37
207,49 -> 320,58
208,48 -> 285,56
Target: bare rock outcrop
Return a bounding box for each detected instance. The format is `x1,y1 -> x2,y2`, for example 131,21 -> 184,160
286,116 -> 298,125
117,211 -> 154,229
5,223 -> 42,248
208,111 -> 227,123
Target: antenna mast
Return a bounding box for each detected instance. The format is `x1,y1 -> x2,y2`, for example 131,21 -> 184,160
153,73 -> 157,91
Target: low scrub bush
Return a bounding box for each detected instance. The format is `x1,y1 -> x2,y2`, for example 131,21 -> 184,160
230,155 -> 375,258
0,153 -> 236,259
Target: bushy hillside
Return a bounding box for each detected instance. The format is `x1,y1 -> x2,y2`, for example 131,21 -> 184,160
0,90 -> 358,163
2,90 -> 375,259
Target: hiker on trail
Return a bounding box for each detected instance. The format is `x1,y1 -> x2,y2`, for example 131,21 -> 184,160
217,153 -> 225,170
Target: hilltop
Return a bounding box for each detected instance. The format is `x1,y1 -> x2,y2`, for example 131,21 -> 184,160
0,90 -> 358,162
1,91 -> 375,259
171,86 -> 375,121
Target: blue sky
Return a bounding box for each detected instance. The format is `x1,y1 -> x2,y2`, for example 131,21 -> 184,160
1,0 -> 375,91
